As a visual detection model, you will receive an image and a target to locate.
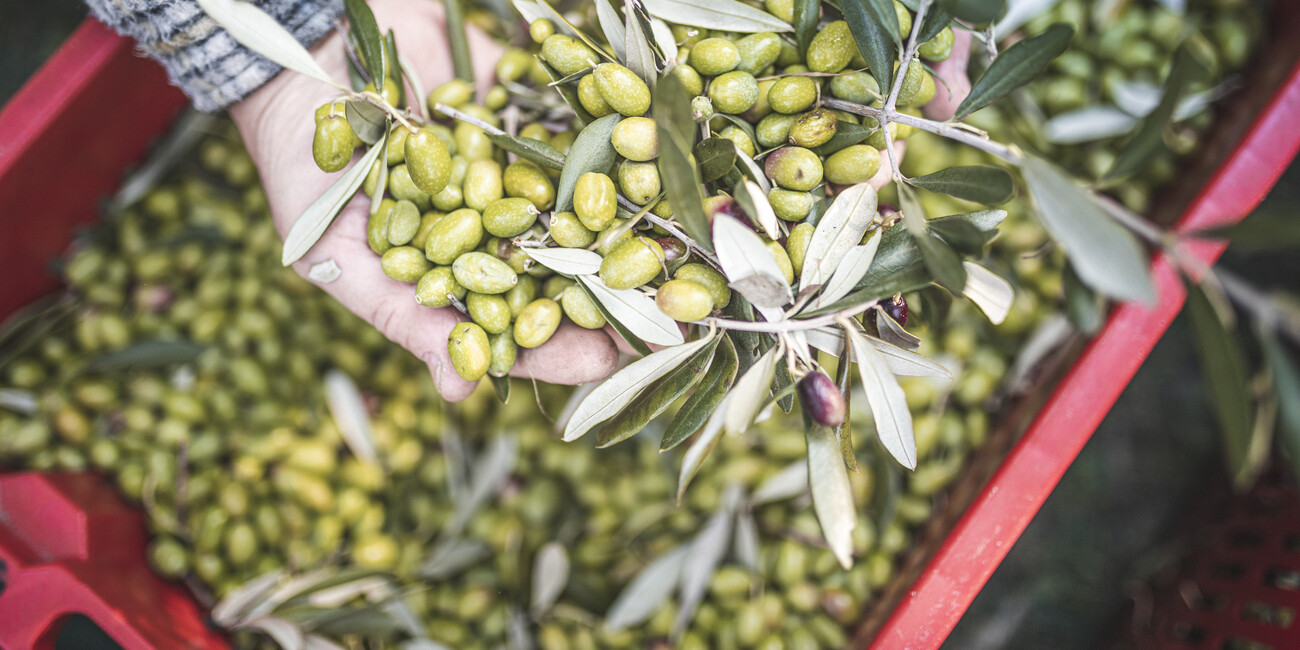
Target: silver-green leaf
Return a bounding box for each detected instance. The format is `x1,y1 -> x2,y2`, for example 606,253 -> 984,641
713,214 -> 793,308
555,114 -> 622,212
578,275 -> 684,346
324,369 -> 378,464
724,346 -> 778,435
597,0 -> 627,61
530,542 -> 570,618
523,247 -> 603,276
954,24 -> 1073,120
196,0 -> 338,88
807,230 -> 882,311
603,545 -> 690,631
806,421 -> 856,568
1020,155 -> 1154,303
847,326 -> 916,469
283,133 -> 387,265
800,183 -> 878,292
642,0 -> 792,32
961,261 -> 1013,324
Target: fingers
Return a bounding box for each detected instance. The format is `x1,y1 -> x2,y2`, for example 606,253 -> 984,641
923,28 -> 974,121
511,322 -> 618,385
870,140 -> 907,190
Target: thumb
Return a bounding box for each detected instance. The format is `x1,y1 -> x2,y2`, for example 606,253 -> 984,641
923,28 -> 974,122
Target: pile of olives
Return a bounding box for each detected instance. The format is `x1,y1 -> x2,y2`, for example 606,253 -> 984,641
0,123 -> 1055,648
310,0 -> 960,383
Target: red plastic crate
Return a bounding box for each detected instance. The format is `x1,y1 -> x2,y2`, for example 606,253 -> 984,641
2,13 -> 1300,650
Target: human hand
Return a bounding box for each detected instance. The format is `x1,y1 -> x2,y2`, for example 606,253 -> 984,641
230,0 -> 618,401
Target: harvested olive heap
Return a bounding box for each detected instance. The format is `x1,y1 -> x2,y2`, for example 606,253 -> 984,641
0,0 -> 1264,646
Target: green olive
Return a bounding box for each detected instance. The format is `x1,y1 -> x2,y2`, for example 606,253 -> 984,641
895,60 -> 928,107
919,26 -> 954,61
431,183 -> 464,212
488,236 -> 530,274
313,101 -> 344,124
464,159 -> 504,212
389,165 -> 432,210
541,34 -> 600,76
573,172 -> 618,231
690,38 -> 741,76
655,279 -> 714,322
788,108 -> 838,148
830,71 -> 881,104
676,263 -> 731,308
448,322 -> 491,381
617,160 -> 662,206
764,146 -> 823,191
549,211 -> 596,248
505,275 -> 538,317
381,246 -> 433,283
560,285 -> 606,330
405,127 -> 452,196
513,298 -> 562,348
596,218 -> 633,255
386,200 -> 421,246
385,124 -> 408,165
708,71 -> 760,115
453,252 -> 518,294
368,199 -> 395,255
454,122 -> 494,162
824,145 -> 882,185
482,197 -> 540,238
600,237 -> 665,290
495,47 -> 535,83
806,21 -> 855,73
149,536 -> 189,577
428,78 -> 474,108
765,0 -> 794,21
529,18 -> 555,43
769,188 -> 814,222
895,1 -> 913,39
736,32 -> 783,75
719,125 -> 757,158
671,64 -> 705,96
767,76 -> 818,114
503,161 -> 556,211
611,117 -> 659,161
466,292 -> 513,334
223,521 -> 258,566
764,238 -> 795,284
595,63 -> 651,116
425,207 -> 484,265
756,113 -> 800,148
487,331 -> 518,377
577,73 -> 616,118
312,116 -> 357,173
544,276 -> 575,300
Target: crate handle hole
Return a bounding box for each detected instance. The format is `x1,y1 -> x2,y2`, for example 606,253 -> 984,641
40,614 -> 124,650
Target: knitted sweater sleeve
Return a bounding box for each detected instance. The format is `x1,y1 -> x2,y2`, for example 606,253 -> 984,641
84,0 -> 345,111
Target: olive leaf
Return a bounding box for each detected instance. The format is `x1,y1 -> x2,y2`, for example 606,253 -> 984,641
813,210 -> 1006,314
419,538 -> 492,579
676,400 -> 728,502
523,247 -> 603,276
556,114 -> 622,212
1043,106 -> 1140,145
642,0 -> 792,32
237,616 -> 305,650
537,58 -> 597,125
530,542 -> 570,618
992,0 -> 1059,37
195,0 -> 338,88
807,230 -> 882,311
901,180 -> 967,292
602,545 -> 690,631
869,336 -> 952,377
806,419 -> 857,569
1104,44 -> 1208,183
1063,264 -> 1105,334
596,338 -> 718,447
750,461 -> 809,504
954,23 -> 1073,120
283,133 -> 387,265
672,492 -> 741,643
443,0 -> 474,84
323,369 -> 378,464
724,345 -> 779,435
662,335 -> 739,451
486,134 -> 566,171
961,261 -> 1013,324
84,340 -> 206,372
906,165 -> 1015,205
695,138 -> 738,183
490,374 -> 511,402
792,0 -> 820,57
625,0 -> 662,84
713,214 -> 792,308
876,308 -> 920,350
655,74 -> 713,252
648,16 -> 677,65
309,634 -> 351,650
735,179 -> 781,240
940,0 -> 1006,25
575,281 -> 653,356
928,214 -> 995,256
345,0 -> 387,86
1261,332 -> 1300,487
578,275 -> 684,346
842,0 -> 902,96
1186,282 -> 1255,491
799,183 -> 878,292
733,509 -> 761,572
846,325 -> 917,469
734,146 -> 772,194
0,389 -> 37,416
213,570 -> 286,627
564,335 -> 715,441
596,0 -> 627,61
1020,155 -> 1155,303
834,349 -> 857,471
447,435 -> 519,534
346,100 -> 389,145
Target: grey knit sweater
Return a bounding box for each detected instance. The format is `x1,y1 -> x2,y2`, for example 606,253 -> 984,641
86,0 -> 345,111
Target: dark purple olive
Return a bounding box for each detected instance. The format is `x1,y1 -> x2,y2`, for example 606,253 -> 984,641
882,294 -> 908,327
798,371 -> 846,428
657,237 -> 688,263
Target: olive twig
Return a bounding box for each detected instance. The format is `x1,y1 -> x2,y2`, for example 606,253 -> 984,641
432,102 -> 506,136
697,301 -> 876,333
822,98 -> 1022,165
